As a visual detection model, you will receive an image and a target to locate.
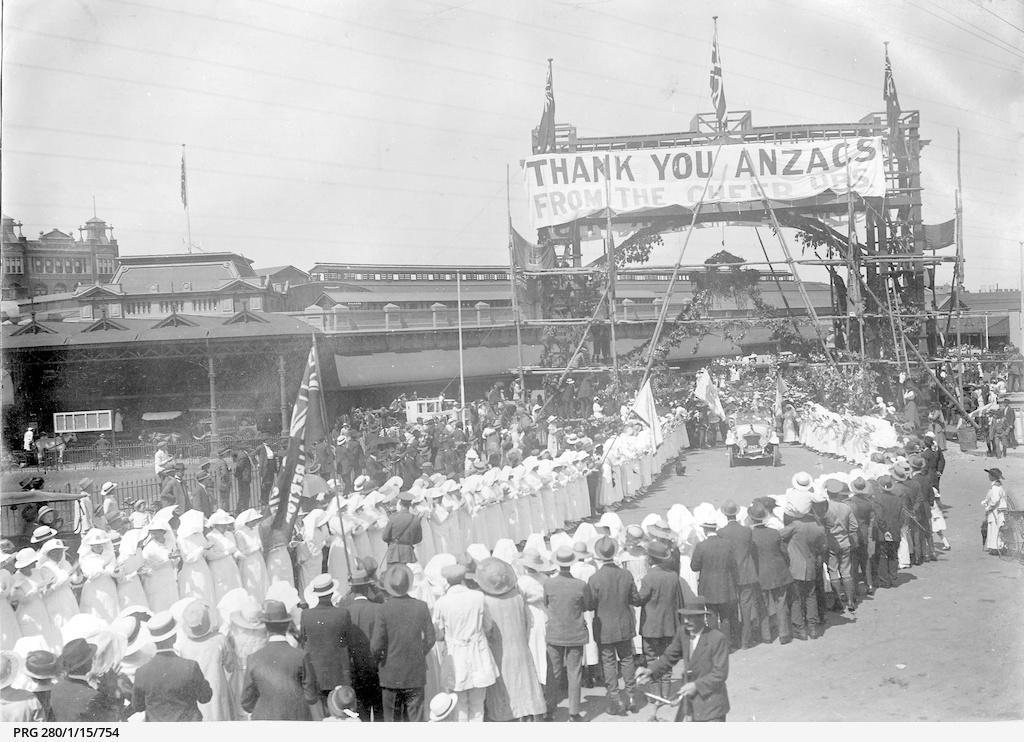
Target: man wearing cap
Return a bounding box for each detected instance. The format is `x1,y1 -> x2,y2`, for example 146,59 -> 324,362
371,564 -> 436,722
718,500 -> 761,650
381,491 -> 423,566
635,598 -> 731,722
779,504 -> 827,640
637,538 -> 684,700
748,502 -> 792,645
690,512 -> 739,650
871,475 -> 905,588
241,600 -> 321,720
301,574 -> 355,712
131,613 -> 213,721
188,470 -> 215,519
587,536 -> 641,715
430,563 -> 498,722
821,479 -> 860,613
542,545 -> 594,722
340,567 -> 383,721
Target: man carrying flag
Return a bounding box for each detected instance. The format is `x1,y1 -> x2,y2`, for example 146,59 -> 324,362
630,379 -> 664,448
269,342 -> 326,534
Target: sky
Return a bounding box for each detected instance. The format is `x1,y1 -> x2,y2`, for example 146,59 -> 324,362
2,0 -> 1022,289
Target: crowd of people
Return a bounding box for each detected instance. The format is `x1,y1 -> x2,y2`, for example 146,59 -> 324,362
2,367 -> 1015,724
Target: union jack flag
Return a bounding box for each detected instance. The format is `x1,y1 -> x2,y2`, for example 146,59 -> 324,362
269,341 -> 326,532
710,27 -> 727,131
537,60 -> 556,154
883,47 -> 905,156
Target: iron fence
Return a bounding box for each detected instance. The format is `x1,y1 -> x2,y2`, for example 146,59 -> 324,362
32,436 -> 289,473
58,471 -> 262,514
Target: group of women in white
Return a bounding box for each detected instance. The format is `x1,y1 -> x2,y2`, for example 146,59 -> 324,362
797,402 -> 900,465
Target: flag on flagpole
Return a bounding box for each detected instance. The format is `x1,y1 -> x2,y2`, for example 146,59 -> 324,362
710,21 -> 727,131
269,341 -> 326,532
883,46 -> 905,157
695,369 -> 725,419
510,226 -> 556,270
630,379 -> 663,447
536,59 -> 556,154
180,146 -> 188,209
774,375 -> 788,417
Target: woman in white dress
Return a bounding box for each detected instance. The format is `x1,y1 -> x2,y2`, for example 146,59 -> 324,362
0,570 -> 23,651
10,548 -> 61,650
568,542 -> 599,679
265,527 -> 295,590
177,510 -> 216,604
77,529 -> 120,623
141,520 -> 180,612
205,511 -> 243,604
517,551 -> 552,689
234,509 -> 269,602
982,468 -> 1008,554
782,404 -> 800,444
35,539 -> 79,630
293,509 -> 328,594
113,529 -> 150,612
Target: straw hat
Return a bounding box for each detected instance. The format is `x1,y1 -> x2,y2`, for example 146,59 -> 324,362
230,605 -> 263,631
29,525 -> 57,545
475,557 -> 517,597
791,472 -> 814,491
309,573 -> 338,598
82,528 -> 112,547
14,548 -> 37,570
553,545 -> 575,566
429,691 -> 458,722
181,601 -> 216,640
520,549 -> 555,573
147,612 -> 178,643
23,650 -> 60,689
207,509 -> 235,527
352,475 -> 372,493
100,481 -> 118,497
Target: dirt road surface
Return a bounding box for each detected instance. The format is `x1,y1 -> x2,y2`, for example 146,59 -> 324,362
567,443 -> 1024,722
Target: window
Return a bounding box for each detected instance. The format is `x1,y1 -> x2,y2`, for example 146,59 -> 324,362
159,300 -> 184,313
74,259 -> 84,274
191,298 -> 218,312
44,258 -> 53,273
374,274 -> 382,280
98,258 -> 115,275
3,256 -> 23,274
123,301 -> 151,316
33,257 -> 43,272
427,274 -> 435,281
400,273 -> 411,280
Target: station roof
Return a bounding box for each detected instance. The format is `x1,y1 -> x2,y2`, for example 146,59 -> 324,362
3,311 -> 318,350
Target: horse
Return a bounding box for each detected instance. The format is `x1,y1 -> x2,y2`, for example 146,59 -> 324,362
34,432 -> 77,471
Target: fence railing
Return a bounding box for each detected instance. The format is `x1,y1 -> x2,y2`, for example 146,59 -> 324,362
57,472 -> 262,515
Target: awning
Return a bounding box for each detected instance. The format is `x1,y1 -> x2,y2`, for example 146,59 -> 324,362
141,411 -> 184,421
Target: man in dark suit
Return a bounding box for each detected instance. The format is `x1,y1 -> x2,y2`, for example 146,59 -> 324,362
587,536 -> 641,716
637,540 -> 684,702
871,475 -> 905,588
717,500 -> 760,649
158,463 -> 191,515
300,574 -> 353,710
779,509 -> 827,640
255,434 -> 278,507
241,600 -> 321,720
381,492 -> 422,565
370,563 -> 435,722
339,567 -> 383,721
636,597 -> 730,722
848,477 -> 876,595
543,545 -> 593,722
49,639 -> 121,722
748,502 -> 792,645
130,613 -> 212,721
909,454 -> 937,563
890,461 -> 920,566
689,512 -> 738,649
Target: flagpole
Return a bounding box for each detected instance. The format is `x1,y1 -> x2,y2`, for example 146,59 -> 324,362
604,177 -> 619,384
506,164 -> 527,401
457,270 -> 467,426
181,144 -> 193,254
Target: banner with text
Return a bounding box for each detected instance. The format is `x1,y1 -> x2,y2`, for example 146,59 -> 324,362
522,137 -> 886,229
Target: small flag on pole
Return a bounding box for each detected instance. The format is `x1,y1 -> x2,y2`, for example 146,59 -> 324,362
630,379 -> 664,447
883,45 -> 905,157
180,146 -> 188,209
269,341 -> 326,532
536,59 -> 556,154
695,369 -> 726,419
710,18 -> 727,132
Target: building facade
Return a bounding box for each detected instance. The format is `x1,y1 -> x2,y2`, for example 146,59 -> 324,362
1,214 -> 120,300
